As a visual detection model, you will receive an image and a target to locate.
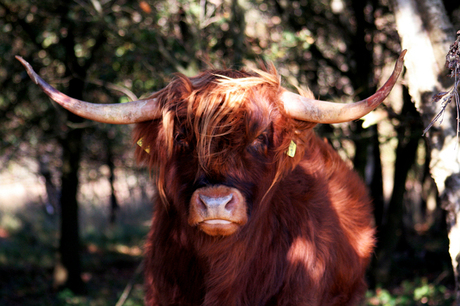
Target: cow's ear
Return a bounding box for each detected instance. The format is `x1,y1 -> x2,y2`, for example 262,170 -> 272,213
292,120 -> 317,132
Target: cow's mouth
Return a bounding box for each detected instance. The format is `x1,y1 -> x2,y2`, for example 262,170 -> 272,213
189,185 -> 248,236
197,220 -> 241,236
201,219 -> 232,225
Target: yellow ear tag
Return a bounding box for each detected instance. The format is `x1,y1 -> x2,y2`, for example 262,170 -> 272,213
137,137 -> 151,154
287,140 -> 296,157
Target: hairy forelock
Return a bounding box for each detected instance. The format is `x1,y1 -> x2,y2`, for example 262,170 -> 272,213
133,64 -> 309,204
160,65 -> 281,165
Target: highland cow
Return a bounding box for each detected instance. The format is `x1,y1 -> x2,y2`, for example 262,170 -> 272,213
17,50 -> 405,305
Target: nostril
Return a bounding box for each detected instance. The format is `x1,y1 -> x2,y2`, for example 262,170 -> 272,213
197,196 -> 207,210
224,195 -> 235,211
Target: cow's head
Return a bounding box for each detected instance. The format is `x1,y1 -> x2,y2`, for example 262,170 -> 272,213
16,51 -> 405,237
132,67 -> 315,236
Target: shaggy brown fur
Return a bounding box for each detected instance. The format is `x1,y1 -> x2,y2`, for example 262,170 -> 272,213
133,65 -> 375,306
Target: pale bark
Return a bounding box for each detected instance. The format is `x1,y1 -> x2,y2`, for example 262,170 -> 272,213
390,0 -> 459,302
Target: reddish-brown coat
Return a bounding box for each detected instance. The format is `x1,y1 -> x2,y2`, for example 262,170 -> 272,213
133,67 -> 375,306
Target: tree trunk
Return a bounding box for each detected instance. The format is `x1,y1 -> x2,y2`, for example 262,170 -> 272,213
230,0 -> 246,68
390,0 -> 459,301
373,89 -> 422,284
442,173 -> 460,302
55,79 -> 86,294
107,137 -> 119,224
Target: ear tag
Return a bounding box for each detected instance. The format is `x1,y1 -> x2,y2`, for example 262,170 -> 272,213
137,137 -> 151,154
286,140 -> 296,157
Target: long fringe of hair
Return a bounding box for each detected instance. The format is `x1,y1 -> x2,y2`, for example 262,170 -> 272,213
133,63 -> 315,204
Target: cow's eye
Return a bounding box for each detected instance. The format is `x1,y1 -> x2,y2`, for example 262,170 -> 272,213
174,131 -> 189,148
249,133 -> 268,153
256,133 -> 267,143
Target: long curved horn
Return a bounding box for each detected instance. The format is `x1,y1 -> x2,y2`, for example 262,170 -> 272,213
281,50 -> 406,124
16,56 -> 161,124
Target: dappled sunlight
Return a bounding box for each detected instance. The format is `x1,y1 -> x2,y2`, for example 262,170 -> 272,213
286,236 -> 325,283
87,242 -> 142,257
430,135 -> 460,193
0,160 -> 150,305
0,156 -> 152,263
0,157 -> 154,218
0,159 -> 44,211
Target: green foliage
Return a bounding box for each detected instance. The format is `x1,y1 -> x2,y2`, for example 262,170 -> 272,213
366,278 -> 455,305
56,286 -> 144,306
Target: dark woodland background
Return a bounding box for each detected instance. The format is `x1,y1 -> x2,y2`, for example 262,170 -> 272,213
1,0 -> 459,305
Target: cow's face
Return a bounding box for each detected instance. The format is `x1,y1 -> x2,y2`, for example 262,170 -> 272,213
135,73 -> 299,237
175,88 -> 286,237
184,93 -> 283,236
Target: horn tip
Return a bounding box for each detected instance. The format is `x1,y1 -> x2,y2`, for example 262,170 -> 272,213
15,55 -> 28,67
398,49 -> 407,62
15,55 -> 40,85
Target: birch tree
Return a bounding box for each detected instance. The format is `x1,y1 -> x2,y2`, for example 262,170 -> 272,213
390,0 -> 459,302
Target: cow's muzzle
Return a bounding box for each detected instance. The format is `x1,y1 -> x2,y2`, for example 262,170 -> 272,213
188,185 -> 248,236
